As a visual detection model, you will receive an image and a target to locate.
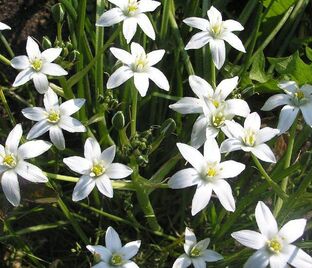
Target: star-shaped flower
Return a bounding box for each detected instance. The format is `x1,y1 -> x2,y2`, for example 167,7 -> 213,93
22,88 -> 86,150
87,226 -> 141,268
173,227 -> 223,268
169,75 -> 250,148
232,201 -> 312,268
11,36 -> 68,94
220,112 -> 279,163
0,124 -> 51,206
107,42 -> 169,97
261,81 -> 312,133
0,22 -> 11,31
63,138 -> 133,201
168,138 -> 245,215
96,0 -> 161,43
184,6 -> 245,69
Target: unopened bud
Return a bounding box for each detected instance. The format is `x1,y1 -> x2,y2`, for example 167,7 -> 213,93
42,36 -> 52,50
51,3 -> 65,23
112,111 -> 125,130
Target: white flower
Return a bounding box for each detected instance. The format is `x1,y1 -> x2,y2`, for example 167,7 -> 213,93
169,75 -> 250,148
168,138 -> 245,215
0,124 -> 51,206
63,138 -> 133,201
96,0 -> 161,43
261,81 -> 312,134
22,88 -> 86,150
184,6 -> 246,69
220,112 -> 279,163
11,36 -> 68,94
172,227 -> 223,268
231,201 -> 312,268
107,42 -> 169,97
0,22 -> 11,31
87,226 -> 141,268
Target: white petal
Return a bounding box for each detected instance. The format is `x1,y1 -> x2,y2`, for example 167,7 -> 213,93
147,67 -> 169,91
215,76 -> 238,100
244,249 -> 270,268
26,36 -> 41,60
26,120 -> 51,139
191,184 -> 212,215
147,49 -> 165,66
269,254 -> 288,268
191,115 -> 207,149
184,227 -> 197,248
172,254 -> 192,268
41,48 -> 62,62
256,127 -> 279,145
22,107 -> 46,121
137,13 -> 155,40
32,72 -> 49,94
261,94 -> 291,111
192,257 -> 206,268
105,226 -> 122,252
122,261 -> 139,268
105,163 -> 133,179
123,17 -> 137,43
63,156 -> 91,175
92,262 -> 110,268
177,143 -> 205,173
17,140 -> 51,159
96,7 -> 125,27
222,32 -> 246,52
277,105 -> 299,134
95,175 -> 113,198
130,42 -> 145,56
204,137 -> 221,163
41,63 -> 68,76
86,245 -> 111,263
217,160 -> 245,179
189,75 -> 213,99
212,179 -> 235,212
107,66 -> 133,89
72,175 -> 95,201
194,238 -> 210,251
169,97 -> 203,114
11,56 -> 30,70
120,240 -> 141,259
207,6 -> 222,26
5,124 -> 22,154
134,72 -> 149,97
0,22 -> 11,30
278,81 -> 298,94
44,87 -> 59,110
84,137 -> 101,161
110,47 -> 134,65
252,144 -> 276,163
100,145 -> 116,166
138,0 -> 161,12
185,31 -> 211,50
202,249 -> 223,262
300,102 -> 312,127
287,245 -> 312,268
58,116 -> 86,133
60,98 -> 85,116
244,112 -> 261,131
209,39 -> 226,70
1,170 -> 20,206
225,99 -> 250,117
168,168 -> 200,189
13,68 -> 33,87
183,17 -> 209,31
15,161 -> 48,183
206,126 -> 219,138
220,138 -> 243,153
49,126 -> 65,150
255,201 -> 278,239
231,230 -> 266,250
278,219 -> 306,244
223,19 -> 244,31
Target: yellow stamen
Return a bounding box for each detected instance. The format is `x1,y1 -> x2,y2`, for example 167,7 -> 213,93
267,239 -> 282,254
190,247 -> 201,257
91,164 -> 105,177
47,110 -> 60,123
206,167 -> 217,177
31,58 -> 43,71
127,0 -> 138,14
212,113 -> 225,128
294,90 -> 305,101
3,154 -> 17,168
243,129 -> 256,147
110,254 -> 123,266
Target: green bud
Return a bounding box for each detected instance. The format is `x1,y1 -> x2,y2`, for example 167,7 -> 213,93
160,118 -> 176,137
42,36 -> 52,50
112,111 -> 125,130
51,3 -> 65,23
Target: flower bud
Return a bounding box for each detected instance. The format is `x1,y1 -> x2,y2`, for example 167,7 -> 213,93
42,36 -> 52,50
112,111 -> 125,130
160,118 -> 176,137
51,3 -> 65,23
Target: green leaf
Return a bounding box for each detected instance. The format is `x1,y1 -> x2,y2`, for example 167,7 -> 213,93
262,0 -> 296,17
249,51 -> 270,83
306,46 -> 312,62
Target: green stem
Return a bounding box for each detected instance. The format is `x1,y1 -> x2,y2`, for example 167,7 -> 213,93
0,54 -> 11,65
0,33 -> 14,58
131,85 -> 138,137
251,154 -> 288,200
57,22 -> 62,43
274,116 -> 298,216
0,87 -> 16,126
210,56 -> 216,89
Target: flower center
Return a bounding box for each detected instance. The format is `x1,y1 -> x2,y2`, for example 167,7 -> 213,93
126,0 -> 138,15
110,254 -> 123,266
212,112 -> 225,128
212,99 -> 220,108
90,164 -> 105,177
267,239 -> 282,254
31,58 -> 43,72
3,154 -> 17,168
206,167 -> 217,177
242,129 -> 256,147
133,53 -> 149,72
211,23 -> 222,37
47,110 -> 60,123
190,247 -> 201,258
294,90 -> 305,100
